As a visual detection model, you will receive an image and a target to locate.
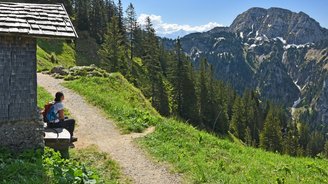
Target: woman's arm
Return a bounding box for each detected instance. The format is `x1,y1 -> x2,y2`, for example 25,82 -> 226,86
58,110 -> 65,121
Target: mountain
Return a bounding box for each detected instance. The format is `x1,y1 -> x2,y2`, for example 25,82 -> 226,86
230,7 -> 328,44
157,29 -> 192,39
162,7 -> 328,125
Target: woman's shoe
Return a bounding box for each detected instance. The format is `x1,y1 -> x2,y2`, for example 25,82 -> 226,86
71,137 -> 78,142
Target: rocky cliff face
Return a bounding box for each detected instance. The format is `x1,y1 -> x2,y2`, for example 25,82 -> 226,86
162,7 -> 328,125
230,7 -> 328,44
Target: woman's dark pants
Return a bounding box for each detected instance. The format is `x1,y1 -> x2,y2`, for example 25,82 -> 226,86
48,119 -> 75,137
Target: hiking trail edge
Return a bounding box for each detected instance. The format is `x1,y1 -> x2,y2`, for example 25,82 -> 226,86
38,73 -> 181,184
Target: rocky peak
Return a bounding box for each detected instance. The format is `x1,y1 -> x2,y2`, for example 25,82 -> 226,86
229,7 -> 328,44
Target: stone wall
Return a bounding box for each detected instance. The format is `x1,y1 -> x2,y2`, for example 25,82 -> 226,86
0,35 -> 43,151
0,120 -> 44,151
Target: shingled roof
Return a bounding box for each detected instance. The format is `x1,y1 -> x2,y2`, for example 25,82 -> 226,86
0,2 -> 78,38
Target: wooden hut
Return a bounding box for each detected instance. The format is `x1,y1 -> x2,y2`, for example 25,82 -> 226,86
0,2 -> 78,151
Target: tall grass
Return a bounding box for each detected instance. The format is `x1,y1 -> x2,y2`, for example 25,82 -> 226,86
63,74 -> 160,133
139,119 -> 328,183
64,75 -> 328,183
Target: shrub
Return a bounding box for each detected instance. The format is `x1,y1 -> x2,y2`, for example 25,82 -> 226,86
0,147 -> 99,184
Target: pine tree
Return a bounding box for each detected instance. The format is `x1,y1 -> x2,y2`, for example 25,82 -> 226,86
211,78 -> 229,134
324,141 -> 328,158
242,90 -> 262,144
229,96 -> 247,140
245,126 -> 253,146
90,0 -> 107,43
172,38 -> 184,116
181,61 -> 198,123
98,16 -> 126,73
125,3 -> 137,61
76,0 -> 90,31
283,123 -> 299,156
155,76 -> 170,116
306,131 -> 325,157
105,0 -> 116,21
133,25 -> 144,58
199,58 -> 211,126
260,107 -> 283,153
298,123 -> 310,151
142,17 -> 169,115
170,39 -> 198,123
117,0 -> 125,36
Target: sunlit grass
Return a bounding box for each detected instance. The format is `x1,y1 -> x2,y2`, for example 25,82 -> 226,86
64,74 -> 328,183
63,73 -> 160,133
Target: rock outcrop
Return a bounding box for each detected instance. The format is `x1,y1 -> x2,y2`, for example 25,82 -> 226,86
230,7 -> 328,44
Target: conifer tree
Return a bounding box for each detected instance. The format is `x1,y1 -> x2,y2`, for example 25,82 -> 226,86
172,38 -> 184,116
133,25 -> 144,58
181,61 -> 198,123
104,0 -> 116,22
306,131 -> 325,157
298,123 -> 310,151
170,39 -> 198,122
117,0 -> 125,36
125,3 -> 138,61
230,96 -> 247,140
324,141 -> 328,158
283,123 -> 299,156
142,17 -> 169,115
154,76 -> 170,116
260,107 -> 283,152
98,16 -> 126,72
242,90 -> 262,144
245,126 -> 253,146
76,0 -> 90,31
199,58 -> 211,126
90,0 -> 107,43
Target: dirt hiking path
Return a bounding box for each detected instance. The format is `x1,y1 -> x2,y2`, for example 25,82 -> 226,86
38,73 -> 181,184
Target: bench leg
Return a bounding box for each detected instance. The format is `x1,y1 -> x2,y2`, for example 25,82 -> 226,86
58,148 -> 69,159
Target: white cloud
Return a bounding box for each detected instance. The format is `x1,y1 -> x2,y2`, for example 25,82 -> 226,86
137,13 -> 223,38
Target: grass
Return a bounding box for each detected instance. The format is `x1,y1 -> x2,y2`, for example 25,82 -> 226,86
139,119 -> 328,183
64,74 -> 328,183
63,74 -> 160,133
37,33 -> 102,72
37,86 -> 54,108
0,149 -> 47,184
70,145 -> 131,184
37,39 -> 76,71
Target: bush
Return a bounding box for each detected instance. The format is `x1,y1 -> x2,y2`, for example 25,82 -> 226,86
50,53 -> 58,63
0,147 -> 99,184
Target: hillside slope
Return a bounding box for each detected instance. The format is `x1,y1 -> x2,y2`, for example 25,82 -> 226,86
61,73 -> 328,183
37,39 -> 76,71
36,34 -> 100,71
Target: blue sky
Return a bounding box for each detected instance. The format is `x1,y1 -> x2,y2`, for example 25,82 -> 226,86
121,0 -> 328,38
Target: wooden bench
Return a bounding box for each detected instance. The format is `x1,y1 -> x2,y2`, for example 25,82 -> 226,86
44,125 -> 71,158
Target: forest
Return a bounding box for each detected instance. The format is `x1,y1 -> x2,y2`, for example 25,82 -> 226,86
16,0 -> 328,158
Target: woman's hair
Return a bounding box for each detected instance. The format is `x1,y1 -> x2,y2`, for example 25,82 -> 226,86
55,92 -> 64,102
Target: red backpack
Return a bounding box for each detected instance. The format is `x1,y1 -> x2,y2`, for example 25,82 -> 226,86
42,102 -> 55,122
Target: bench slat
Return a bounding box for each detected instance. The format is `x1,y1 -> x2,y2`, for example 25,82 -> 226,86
44,128 -> 71,140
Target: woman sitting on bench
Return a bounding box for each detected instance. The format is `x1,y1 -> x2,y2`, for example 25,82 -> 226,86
44,92 -> 77,142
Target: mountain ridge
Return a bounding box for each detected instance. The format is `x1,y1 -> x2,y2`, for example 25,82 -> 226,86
229,7 -> 328,44
162,7 -> 328,126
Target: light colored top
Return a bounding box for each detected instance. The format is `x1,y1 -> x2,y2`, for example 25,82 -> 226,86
53,102 -> 64,123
